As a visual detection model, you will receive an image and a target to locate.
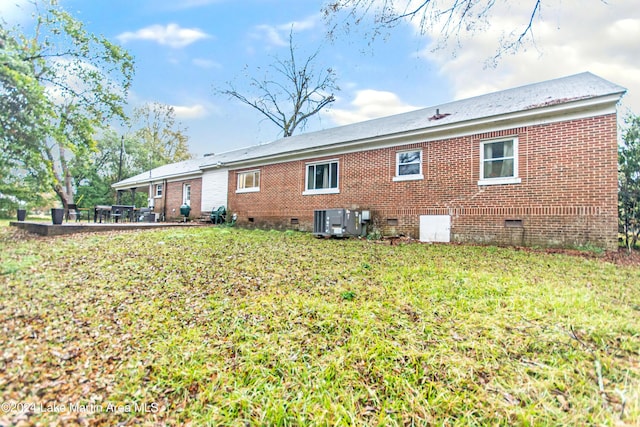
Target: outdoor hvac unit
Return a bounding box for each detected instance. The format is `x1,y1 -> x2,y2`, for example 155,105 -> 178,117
313,209 -> 370,237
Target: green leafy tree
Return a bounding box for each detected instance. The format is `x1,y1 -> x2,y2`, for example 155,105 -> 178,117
0,21 -> 52,210
0,1 -> 134,210
73,115 -> 193,209
0,161 -> 48,217
619,113 -> 640,252
132,102 -> 193,169
72,130 -> 144,208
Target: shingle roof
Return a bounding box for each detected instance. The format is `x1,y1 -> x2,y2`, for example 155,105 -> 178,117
115,72 -> 625,188
112,147 -> 256,189
199,72 -> 625,167
113,157 -> 204,189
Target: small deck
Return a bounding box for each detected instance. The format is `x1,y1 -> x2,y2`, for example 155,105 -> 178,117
10,221 -> 204,237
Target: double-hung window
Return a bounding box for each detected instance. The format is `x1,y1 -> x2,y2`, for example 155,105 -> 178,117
304,160 -> 339,195
478,138 -> 521,185
237,170 -> 260,193
394,149 -> 423,181
155,183 -> 163,198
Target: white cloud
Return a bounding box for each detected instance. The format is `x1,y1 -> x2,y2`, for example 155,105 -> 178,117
192,58 -> 221,69
172,104 -> 209,119
253,24 -> 288,47
0,0 -> 31,25
410,1 -> 640,113
325,89 -> 420,126
117,23 -> 210,48
277,15 -> 320,32
252,14 -> 321,48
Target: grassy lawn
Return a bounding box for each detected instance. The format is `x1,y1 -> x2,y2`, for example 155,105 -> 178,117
0,225 -> 638,426
0,216 -> 51,227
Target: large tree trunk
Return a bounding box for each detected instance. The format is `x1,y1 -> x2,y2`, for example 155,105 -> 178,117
46,144 -> 75,210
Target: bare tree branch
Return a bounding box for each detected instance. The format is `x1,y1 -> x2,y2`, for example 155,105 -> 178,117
488,0 -> 540,65
323,0 -> 549,61
215,31 -> 338,138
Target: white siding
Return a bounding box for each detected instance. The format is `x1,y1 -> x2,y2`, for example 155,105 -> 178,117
201,168 -> 229,212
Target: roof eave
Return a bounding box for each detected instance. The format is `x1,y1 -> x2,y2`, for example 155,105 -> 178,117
224,92 -> 624,168
111,170 -> 203,190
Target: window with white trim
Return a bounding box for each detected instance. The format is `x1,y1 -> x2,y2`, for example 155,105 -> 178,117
183,183 -> 191,206
478,138 -> 521,185
155,183 -> 163,198
237,170 -> 260,193
304,160 -> 339,195
394,149 -> 423,181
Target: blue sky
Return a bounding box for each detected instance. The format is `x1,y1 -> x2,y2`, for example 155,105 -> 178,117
2,0 -> 639,157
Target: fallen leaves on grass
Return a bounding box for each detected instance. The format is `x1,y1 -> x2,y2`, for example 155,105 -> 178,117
0,226 -> 638,426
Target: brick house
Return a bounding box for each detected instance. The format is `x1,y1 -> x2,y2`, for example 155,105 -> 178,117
112,157 -> 204,221
112,148 -> 244,221
114,72 -> 625,249
221,72 -> 625,249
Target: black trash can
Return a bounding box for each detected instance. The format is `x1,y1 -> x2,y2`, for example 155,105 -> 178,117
51,208 -> 64,225
17,209 -> 26,221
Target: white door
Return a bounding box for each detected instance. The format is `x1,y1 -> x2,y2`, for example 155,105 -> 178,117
183,183 -> 191,206
419,215 -> 451,243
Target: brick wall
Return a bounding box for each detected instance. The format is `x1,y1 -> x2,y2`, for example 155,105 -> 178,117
162,178 -> 203,221
227,114 -> 619,250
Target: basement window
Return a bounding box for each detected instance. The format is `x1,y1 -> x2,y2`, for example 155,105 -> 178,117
505,219 -> 523,228
387,218 -> 399,226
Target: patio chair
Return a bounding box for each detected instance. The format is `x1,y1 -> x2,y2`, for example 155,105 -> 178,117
210,206 -> 226,224
122,206 -> 134,222
110,207 -> 123,223
94,205 -> 111,223
66,204 -> 84,222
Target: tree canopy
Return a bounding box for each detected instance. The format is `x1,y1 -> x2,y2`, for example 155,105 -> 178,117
71,101 -> 194,209
619,113 -> 640,251
132,102 -> 193,169
0,0 -> 134,209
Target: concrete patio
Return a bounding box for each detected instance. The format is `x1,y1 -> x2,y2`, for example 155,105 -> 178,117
10,221 -> 204,236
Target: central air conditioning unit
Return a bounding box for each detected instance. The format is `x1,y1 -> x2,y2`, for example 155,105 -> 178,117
313,208 -> 370,237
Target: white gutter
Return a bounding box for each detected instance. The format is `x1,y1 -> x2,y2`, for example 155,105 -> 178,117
222,92 -> 624,169
112,170 -> 203,190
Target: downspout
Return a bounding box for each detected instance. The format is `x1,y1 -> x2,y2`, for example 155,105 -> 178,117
162,178 -> 168,221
